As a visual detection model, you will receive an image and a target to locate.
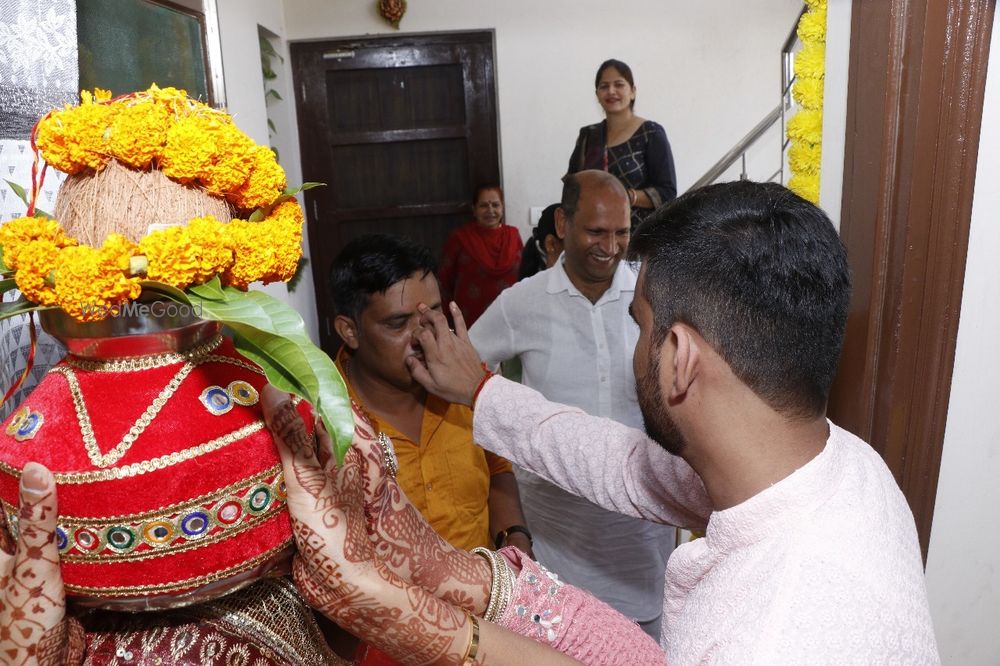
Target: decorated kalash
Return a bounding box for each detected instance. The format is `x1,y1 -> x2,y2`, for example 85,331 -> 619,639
0,86 -> 355,663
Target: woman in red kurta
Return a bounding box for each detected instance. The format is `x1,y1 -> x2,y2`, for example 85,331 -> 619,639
439,185 -> 523,326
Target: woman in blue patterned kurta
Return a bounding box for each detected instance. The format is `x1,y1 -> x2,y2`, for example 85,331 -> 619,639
568,59 -> 677,228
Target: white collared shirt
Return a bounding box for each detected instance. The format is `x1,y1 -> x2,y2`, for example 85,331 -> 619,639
469,257 -> 675,622
470,257 -> 642,428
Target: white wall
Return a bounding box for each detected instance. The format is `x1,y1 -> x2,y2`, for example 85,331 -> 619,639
281,0 -> 803,238
924,12 -> 1000,664
215,0 -> 320,343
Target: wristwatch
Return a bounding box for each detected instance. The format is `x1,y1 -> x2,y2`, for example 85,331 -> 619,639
495,525 -> 532,550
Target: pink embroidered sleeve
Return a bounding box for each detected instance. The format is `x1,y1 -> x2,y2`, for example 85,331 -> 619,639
496,547 -> 666,665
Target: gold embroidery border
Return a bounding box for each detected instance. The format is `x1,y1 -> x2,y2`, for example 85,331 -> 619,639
58,499 -> 284,563
0,464 -> 281,524
63,335 -> 224,372
64,539 -> 294,597
0,420 -> 267,484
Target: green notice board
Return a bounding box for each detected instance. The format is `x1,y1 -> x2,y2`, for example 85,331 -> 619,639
77,0 -> 210,102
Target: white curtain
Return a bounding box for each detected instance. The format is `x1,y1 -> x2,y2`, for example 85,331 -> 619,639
0,0 -> 77,417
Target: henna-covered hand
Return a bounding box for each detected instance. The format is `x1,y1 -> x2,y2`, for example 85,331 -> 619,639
261,386 -> 474,666
0,463 -> 84,666
350,411 -> 492,615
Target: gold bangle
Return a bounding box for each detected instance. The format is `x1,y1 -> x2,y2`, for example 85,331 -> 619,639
471,546 -> 513,623
461,612 -> 481,665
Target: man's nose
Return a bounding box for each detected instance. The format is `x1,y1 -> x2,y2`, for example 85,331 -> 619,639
600,235 -> 616,255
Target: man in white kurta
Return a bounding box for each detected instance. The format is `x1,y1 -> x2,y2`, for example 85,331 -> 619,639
469,171 -> 675,637
470,378 -> 939,664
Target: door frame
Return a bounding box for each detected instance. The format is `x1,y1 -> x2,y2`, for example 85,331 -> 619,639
829,0 -> 995,559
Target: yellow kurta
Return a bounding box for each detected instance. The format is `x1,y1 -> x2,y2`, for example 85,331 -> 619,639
336,350 -> 511,551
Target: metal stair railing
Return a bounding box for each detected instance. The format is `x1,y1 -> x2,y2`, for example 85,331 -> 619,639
687,6 -> 805,192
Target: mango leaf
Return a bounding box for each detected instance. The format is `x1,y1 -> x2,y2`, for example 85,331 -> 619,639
287,256 -> 309,294
0,246 -> 8,274
282,182 -> 325,197
4,180 -> 53,219
266,88 -> 283,101
188,276 -> 226,301
246,182 -> 325,223
0,296 -> 50,322
0,278 -> 15,294
164,284 -> 353,463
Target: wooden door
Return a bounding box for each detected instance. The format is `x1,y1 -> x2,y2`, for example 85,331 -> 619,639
291,31 -> 500,352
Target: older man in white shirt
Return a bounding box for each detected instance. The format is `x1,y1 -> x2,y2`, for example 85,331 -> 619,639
469,170 -> 675,638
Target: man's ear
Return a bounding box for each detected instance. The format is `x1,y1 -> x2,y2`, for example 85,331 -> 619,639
333,315 -> 360,351
555,208 -> 568,240
543,234 -> 558,256
667,323 -> 701,399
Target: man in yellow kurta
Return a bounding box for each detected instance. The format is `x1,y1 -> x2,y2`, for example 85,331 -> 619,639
330,234 -> 531,554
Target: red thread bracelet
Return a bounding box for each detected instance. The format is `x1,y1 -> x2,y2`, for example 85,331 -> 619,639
472,362 -> 494,408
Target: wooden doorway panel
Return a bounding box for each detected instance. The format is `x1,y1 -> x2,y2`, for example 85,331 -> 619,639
829,0 -> 994,559
291,32 -> 500,352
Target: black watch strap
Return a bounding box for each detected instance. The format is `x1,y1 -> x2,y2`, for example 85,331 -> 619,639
495,524 -> 532,549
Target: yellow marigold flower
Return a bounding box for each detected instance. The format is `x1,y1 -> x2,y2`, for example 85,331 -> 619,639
797,7 -> 827,45
789,142 -> 822,175
794,43 -> 826,81
139,215 -> 232,288
0,216 -> 76,270
787,109 -> 823,144
145,84 -> 192,116
792,77 -> 825,111
230,146 -> 287,213
100,233 -> 139,272
36,100 -> 118,174
81,88 -> 113,105
789,172 -> 821,205
54,243 -> 142,322
13,239 -> 61,306
160,113 -> 221,185
804,0 -> 827,10
108,99 -> 171,169
265,200 -> 304,283
202,122 -> 257,196
185,215 -> 234,280
222,219 -> 269,289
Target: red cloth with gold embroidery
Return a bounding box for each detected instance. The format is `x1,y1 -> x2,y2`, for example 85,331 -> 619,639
0,334 -> 310,603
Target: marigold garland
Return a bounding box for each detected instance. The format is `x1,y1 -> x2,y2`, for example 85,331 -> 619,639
34,84 -> 285,216
6,201 -> 303,320
1,85 -> 308,322
787,0 -> 828,203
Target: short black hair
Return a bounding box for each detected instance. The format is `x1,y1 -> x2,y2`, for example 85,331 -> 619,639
330,234 -> 437,322
628,181 -> 851,417
519,203 -> 560,279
